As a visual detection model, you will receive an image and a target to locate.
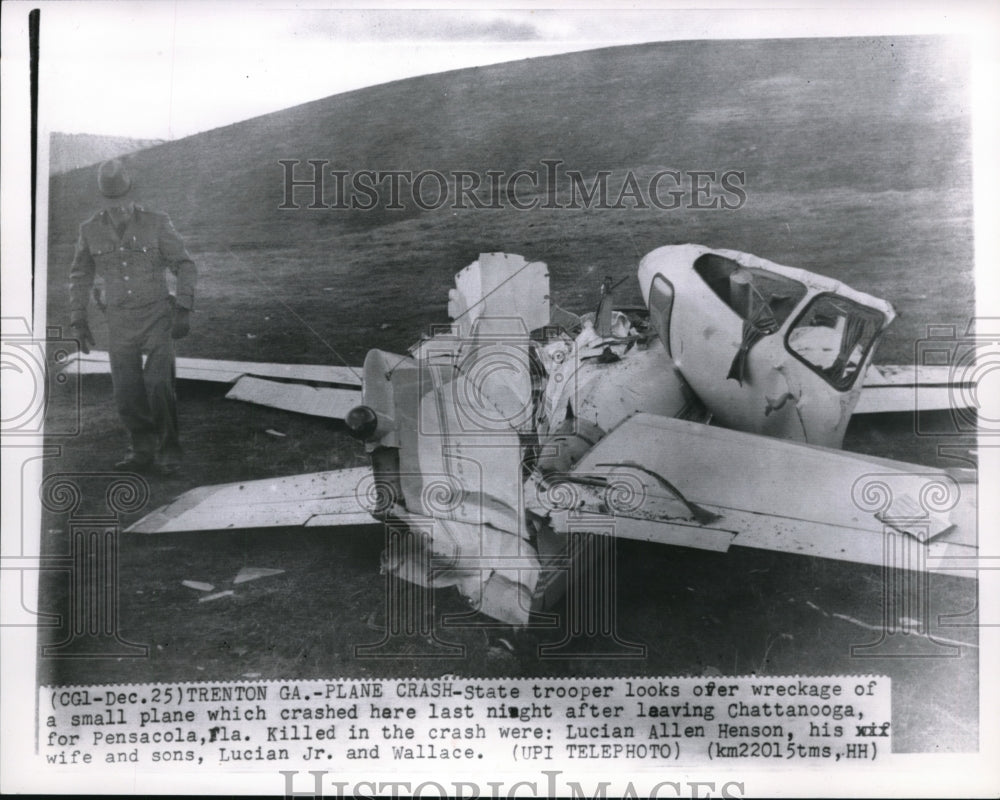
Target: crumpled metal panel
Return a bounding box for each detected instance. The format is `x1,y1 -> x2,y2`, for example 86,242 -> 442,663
448,252 -> 550,339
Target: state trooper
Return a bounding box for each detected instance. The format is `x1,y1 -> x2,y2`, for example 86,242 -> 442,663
69,159 -> 197,473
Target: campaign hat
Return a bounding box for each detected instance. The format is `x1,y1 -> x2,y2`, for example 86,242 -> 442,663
98,159 -> 132,198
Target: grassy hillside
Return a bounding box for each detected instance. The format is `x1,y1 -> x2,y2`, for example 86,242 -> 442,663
46,36 -> 973,366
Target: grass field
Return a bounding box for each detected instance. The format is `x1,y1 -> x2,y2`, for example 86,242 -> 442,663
38,36 -> 977,753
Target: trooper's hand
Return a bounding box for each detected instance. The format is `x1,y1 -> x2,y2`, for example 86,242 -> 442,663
171,308 -> 191,340
70,320 -> 95,354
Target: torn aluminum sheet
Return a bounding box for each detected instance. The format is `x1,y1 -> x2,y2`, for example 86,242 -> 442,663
447,252 -> 549,339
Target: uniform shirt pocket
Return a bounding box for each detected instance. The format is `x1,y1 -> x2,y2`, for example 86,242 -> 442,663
88,240 -> 117,258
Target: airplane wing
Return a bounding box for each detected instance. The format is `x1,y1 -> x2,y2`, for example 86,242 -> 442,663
224,376 -> 361,419
62,350 -> 363,419
61,351 -> 974,421
61,350 -> 362,386
126,466 -> 377,533
529,413 -> 976,577
131,411 -> 978,579
856,365 -> 974,414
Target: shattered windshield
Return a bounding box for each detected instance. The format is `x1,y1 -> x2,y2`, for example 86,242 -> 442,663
785,294 -> 885,390
693,253 -> 808,332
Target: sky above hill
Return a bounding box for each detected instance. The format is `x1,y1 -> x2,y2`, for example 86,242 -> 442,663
33,2 -> 988,141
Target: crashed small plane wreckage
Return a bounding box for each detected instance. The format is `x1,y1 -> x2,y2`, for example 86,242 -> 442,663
125,245 -> 977,625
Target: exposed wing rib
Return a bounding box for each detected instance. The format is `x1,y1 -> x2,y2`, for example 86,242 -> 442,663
855,364 -> 973,414
127,466 -> 377,533
556,413 -> 976,576
61,350 -> 362,387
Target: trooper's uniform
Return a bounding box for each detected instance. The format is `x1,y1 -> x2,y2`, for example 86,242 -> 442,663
69,161 -> 197,471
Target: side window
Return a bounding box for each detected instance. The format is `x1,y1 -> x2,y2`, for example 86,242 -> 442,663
785,294 -> 885,390
648,275 -> 674,355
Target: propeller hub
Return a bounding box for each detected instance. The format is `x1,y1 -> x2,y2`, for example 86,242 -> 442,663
345,405 -> 379,441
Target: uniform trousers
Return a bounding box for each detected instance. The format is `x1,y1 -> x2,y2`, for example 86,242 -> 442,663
106,299 -> 179,460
